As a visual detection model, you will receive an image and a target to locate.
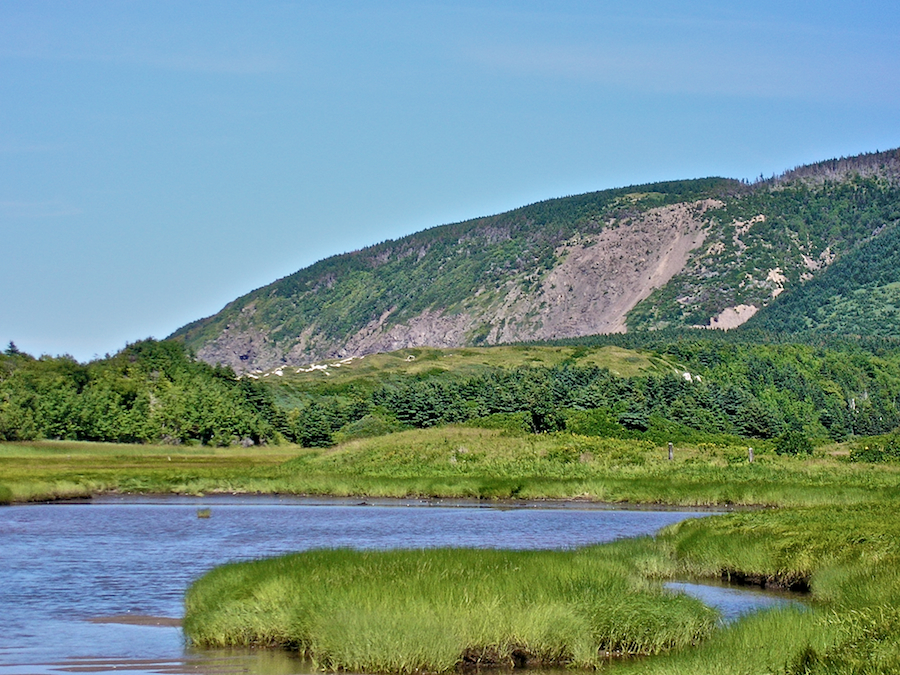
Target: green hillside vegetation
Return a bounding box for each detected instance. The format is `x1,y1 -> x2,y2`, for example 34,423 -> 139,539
263,338 -> 900,447
264,345 -> 674,386
745,220 -> 900,336
0,340 -> 280,446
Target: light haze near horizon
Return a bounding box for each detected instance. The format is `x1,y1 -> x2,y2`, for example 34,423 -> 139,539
3,1 -> 899,362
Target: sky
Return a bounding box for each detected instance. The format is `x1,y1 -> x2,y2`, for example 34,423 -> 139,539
2,1 -> 899,362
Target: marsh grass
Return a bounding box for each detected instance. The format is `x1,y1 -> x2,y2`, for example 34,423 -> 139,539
278,427 -> 900,507
6,433 -> 900,673
184,545 -> 717,673
0,440 -> 299,502
185,499 -> 900,674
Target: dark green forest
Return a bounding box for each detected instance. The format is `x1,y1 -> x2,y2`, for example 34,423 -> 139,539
5,337 -> 898,456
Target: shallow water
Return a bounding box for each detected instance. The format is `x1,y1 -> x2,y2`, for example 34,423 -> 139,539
0,495 -> 787,675
665,580 -> 804,624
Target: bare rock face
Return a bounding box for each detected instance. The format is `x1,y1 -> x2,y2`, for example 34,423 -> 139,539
706,304 -> 759,330
518,199 -> 717,339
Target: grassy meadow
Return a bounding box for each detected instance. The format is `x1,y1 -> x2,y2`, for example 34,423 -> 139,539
2,427 -> 897,506
263,345 -> 677,385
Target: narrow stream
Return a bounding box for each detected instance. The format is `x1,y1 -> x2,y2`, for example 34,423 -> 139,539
0,496 -> 798,675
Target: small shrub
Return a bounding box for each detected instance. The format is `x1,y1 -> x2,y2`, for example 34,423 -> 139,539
465,412 -> 530,433
775,430 -> 814,456
564,408 -> 625,437
618,410 -> 650,432
850,431 -> 900,463
334,414 -> 405,443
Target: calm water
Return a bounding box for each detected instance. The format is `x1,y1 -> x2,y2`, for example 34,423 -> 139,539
0,496 -> 794,675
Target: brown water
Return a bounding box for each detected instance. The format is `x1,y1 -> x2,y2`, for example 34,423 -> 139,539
0,495 -> 794,675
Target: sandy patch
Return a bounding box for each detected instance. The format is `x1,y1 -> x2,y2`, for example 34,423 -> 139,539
88,615 -> 182,627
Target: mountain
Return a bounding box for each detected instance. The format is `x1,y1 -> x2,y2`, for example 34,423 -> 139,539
170,149 -> 900,371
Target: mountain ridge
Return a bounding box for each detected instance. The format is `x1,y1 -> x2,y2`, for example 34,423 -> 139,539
171,149 -> 900,371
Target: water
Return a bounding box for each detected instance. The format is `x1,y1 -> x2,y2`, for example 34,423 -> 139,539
665,581 -> 803,624
0,496 -> 794,674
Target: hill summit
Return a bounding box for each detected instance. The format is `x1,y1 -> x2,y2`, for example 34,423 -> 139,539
171,149 -> 900,371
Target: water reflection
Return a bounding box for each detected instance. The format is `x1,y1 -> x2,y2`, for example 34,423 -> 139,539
1,496 -> 719,674
665,580 -> 805,623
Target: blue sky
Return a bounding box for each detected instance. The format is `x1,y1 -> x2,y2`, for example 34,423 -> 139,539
3,1 -> 899,361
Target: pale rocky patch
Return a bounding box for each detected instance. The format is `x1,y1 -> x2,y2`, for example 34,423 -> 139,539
706,304 -> 759,330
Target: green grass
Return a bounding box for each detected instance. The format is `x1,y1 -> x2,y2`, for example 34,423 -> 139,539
608,502 -> 900,675
261,345 -> 677,388
277,427 -> 900,507
0,440 -> 300,502
184,544 -> 718,672
184,499 -> 900,674
2,430 -> 898,507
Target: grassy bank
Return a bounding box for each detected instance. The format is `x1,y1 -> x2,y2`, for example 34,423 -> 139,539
184,544 -> 717,672
0,440 -> 300,502
184,499 -> 900,674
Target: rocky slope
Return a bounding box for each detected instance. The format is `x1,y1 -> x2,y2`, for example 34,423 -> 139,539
171,149 -> 900,371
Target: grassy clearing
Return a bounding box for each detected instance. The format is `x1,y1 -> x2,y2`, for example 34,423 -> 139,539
259,345 -> 676,386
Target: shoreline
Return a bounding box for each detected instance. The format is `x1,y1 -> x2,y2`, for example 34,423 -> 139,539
20,490 -> 739,512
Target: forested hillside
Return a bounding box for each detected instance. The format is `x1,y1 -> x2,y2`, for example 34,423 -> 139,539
743,217 -> 900,336
629,164 -> 900,330
265,339 -> 900,447
172,178 -> 735,371
171,149 -> 900,373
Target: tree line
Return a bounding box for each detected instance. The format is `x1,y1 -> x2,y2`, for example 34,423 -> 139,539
3,338 -> 898,451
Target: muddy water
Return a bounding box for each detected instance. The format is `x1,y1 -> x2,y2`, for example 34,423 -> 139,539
0,496 -> 791,675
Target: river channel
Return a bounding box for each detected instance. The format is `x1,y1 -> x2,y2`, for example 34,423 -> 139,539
0,496 -> 798,675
